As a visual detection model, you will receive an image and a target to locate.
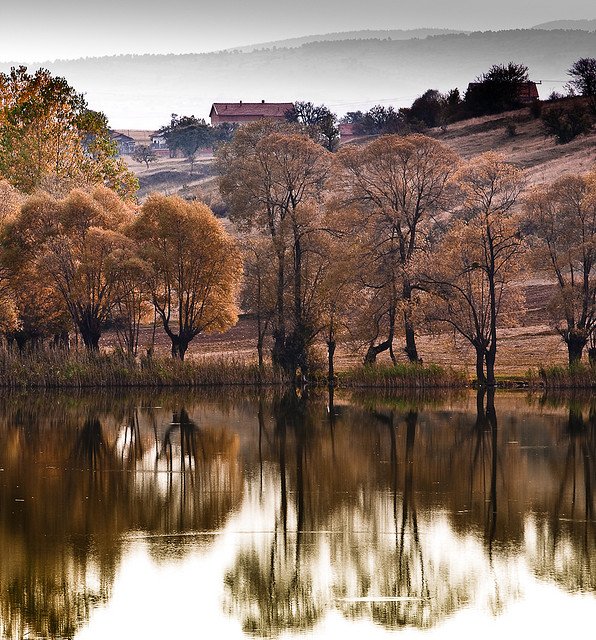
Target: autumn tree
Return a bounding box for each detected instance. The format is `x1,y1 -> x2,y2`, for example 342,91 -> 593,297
1,182 -> 68,349
131,194 -> 242,360
423,153 -> 525,385
333,134 -> 459,364
0,67 -> 137,198
219,125 -> 330,377
3,187 -> 134,350
524,171 -> 596,365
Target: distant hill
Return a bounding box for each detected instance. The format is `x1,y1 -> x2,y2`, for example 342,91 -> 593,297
532,19 -> 596,31
3,29 -> 595,128
224,29 -> 468,52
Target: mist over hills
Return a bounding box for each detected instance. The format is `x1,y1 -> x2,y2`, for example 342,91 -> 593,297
224,28 -> 468,52
532,19 -> 596,30
2,28 -> 595,128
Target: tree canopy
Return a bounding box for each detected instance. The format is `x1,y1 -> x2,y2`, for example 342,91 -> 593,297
0,67 -> 137,198
465,62 -> 530,116
567,57 -> 596,112
131,194 -> 243,359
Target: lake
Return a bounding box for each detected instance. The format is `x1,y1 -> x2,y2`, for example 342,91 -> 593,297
0,389 -> 594,639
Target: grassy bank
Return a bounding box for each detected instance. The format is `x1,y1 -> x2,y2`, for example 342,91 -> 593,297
2,349 -> 592,390
0,350 -> 284,389
537,364 -> 596,389
338,363 -> 468,389
0,350 -> 470,390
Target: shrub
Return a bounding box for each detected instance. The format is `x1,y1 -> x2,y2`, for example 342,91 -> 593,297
541,103 -> 592,144
538,363 -> 596,389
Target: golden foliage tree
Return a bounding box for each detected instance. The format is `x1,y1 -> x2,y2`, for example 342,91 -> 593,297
333,134 -> 459,365
219,126 -> 330,376
524,170 -> 596,364
4,187 -> 134,350
131,194 -> 242,360
0,67 -> 137,198
423,153 -> 525,385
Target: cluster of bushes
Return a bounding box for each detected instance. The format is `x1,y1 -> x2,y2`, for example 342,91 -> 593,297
338,58 -> 594,144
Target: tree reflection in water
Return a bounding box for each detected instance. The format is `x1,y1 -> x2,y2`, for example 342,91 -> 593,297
224,390 -> 325,635
0,391 -> 594,639
225,392 -> 487,634
0,394 -> 243,639
224,389 -> 596,636
529,395 -> 595,592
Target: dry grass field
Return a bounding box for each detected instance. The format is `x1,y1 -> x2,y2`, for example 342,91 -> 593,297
433,104 -> 596,184
118,104 -> 594,377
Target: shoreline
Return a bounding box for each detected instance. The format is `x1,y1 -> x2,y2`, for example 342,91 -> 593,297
0,350 -> 593,390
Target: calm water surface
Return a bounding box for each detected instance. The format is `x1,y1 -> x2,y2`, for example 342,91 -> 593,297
0,389 -> 594,639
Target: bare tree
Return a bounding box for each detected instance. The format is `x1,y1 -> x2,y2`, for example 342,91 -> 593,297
333,134 -> 458,364
524,171 -> 596,365
424,153 -> 526,385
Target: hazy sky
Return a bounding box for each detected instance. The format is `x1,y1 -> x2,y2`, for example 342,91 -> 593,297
0,0 -> 594,61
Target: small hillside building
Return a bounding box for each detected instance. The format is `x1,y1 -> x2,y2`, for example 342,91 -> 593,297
515,81 -> 540,103
151,133 -> 168,149
110,131 -> 136,156
338,123 -> 361,142
209,101 -> 294,126
466,81 -> 540,105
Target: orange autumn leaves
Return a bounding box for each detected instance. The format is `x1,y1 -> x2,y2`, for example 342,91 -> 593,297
1,187 -> 242,358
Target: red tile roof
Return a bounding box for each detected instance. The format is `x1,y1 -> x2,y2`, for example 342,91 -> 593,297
210,102 -> 294,118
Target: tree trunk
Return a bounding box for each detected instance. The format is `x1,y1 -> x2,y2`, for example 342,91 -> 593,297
404,317 -> 419,362
364,309 -> 396,366
170,336 -> 189,360
588,347 -> 596,366
566,331 -> 587,366
475,347 -> 486,387
80,328 -> 100,351
327,337 -> 336,385
78,314 -> 101,352
272,252 -> 286,369
14,333 -> 28,354
257,332 -> 265,374
364,338 -> 392,366
485,348 -> 496,387
403,281 -> 419,362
